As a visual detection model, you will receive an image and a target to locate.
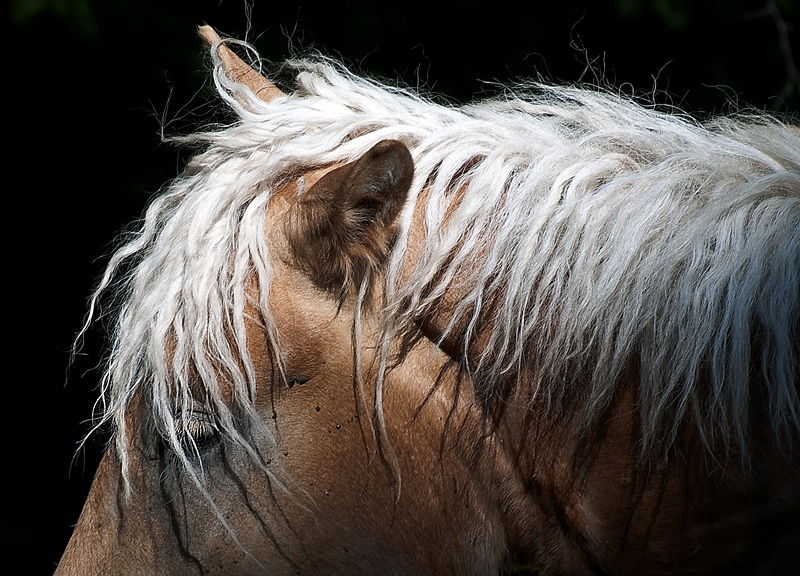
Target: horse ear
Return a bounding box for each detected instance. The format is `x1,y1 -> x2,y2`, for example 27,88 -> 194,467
198,24 -> 284,103
287,139 -> 414,298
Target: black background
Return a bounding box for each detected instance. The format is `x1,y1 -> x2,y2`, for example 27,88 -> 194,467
8,0 -> 798,573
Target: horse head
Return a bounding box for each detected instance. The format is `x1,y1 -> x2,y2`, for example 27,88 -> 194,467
55,26 -> 511,575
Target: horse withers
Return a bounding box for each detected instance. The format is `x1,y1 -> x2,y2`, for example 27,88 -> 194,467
55,26 -> 799,575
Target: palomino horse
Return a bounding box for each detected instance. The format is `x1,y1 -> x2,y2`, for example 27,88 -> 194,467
56,26 -> 799,575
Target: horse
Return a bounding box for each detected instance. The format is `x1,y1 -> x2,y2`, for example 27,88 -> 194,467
55,25 -> 799,575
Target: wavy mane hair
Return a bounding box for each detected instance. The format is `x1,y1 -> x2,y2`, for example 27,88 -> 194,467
80,41 -> 800,492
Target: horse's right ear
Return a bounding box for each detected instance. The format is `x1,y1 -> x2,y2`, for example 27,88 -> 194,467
286,139 -> 414,299
198,24 -> 284,103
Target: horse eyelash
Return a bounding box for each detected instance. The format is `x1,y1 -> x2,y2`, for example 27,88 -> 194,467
173,412 -> 220,451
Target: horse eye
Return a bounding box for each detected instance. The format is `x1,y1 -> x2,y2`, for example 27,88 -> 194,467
174,412 -> 219,452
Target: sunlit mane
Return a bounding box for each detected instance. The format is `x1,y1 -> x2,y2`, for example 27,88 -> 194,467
81,43 -> 800,492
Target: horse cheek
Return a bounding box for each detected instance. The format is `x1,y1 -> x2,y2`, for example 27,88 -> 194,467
55,447 -> 185,574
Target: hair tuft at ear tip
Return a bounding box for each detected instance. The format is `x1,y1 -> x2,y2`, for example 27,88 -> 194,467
357,139 -> 414,201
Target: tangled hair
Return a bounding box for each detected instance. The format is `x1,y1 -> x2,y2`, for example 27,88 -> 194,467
79,40 -> 800,496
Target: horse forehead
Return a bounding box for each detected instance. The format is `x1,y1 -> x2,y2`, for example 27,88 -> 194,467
266,268 -> 355,348
251,251 -> 356,373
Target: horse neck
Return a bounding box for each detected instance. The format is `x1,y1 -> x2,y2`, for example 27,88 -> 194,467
399,189 -> 800,573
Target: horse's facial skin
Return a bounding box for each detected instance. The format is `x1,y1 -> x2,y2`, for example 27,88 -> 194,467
55,141 -> 509,575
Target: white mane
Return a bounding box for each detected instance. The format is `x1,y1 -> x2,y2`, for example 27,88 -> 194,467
81,45 -> 800,490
